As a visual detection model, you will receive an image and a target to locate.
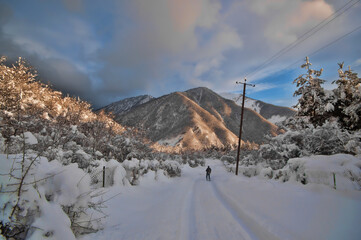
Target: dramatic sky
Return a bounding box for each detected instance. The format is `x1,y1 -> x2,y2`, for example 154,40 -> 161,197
0,0 -> 360,108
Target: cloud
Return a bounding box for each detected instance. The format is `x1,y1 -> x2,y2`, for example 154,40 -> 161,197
62,0 -> 83,12
169,0 -> 220,31
354,58 -> 361,67
249,0 -> 335,45
0,2 -> 12,25
194,57 -> 223,77
247,83 -> 277,94
99,0 -> 242,99
188,77 -> 215,90
0,3 -> 97,105
289,0 -> 333,28
37,59 -> 93,95
1,0 -> 359,109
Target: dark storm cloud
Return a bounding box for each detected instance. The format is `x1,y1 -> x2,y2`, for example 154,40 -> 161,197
0,1 -> 101,106
35,59 -> 93,97
0,27 -> 96,107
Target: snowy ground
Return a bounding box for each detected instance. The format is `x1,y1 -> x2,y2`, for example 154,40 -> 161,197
81,160 -> 361,240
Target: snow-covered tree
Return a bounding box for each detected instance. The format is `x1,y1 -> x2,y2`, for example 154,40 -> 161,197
332,63 -> 361,130
293,57 -> 329,126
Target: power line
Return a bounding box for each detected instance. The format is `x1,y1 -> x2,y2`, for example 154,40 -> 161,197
276,24 -> 361,75
245,0 -> 360,79
246,0 -> 360,78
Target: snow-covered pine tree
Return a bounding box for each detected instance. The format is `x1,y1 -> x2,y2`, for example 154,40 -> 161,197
333,63 -> 361,130
293,57 -> 329,126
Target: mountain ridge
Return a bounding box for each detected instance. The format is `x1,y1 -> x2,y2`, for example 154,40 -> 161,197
219,92 -> 295,123
99,95 -> 154,115
101,87 -> 290,150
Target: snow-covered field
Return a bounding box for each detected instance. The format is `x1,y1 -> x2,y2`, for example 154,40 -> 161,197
82,159 -> 361,240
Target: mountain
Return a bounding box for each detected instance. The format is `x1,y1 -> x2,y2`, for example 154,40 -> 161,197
106,87 -> 285,150
99,95 -> 154,115
219,92 -> 296,124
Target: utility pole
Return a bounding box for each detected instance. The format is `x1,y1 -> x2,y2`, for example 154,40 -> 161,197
235,78 -> 255,175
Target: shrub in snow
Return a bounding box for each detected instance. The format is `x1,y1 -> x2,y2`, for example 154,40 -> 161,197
260,167 -> 274,179
161,160 -> 181,177
235,165 -> 264,178
121,158 -> 141,185
345,137 -> 361,155
220,155 -> 235,163
280,154 -> 361,190
186,156 -> 205,168
73,149 -> 92,169
241,166 -> 258,178
223,119 -> 361,180
0,154 -> 105,239
91,159 -> 129,187
259,144 -> 283,161
251,120 -> 361,170
121,158 -> 182,185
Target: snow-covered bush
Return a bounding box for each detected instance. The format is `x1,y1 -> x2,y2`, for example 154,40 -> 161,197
121,158 -> 182,185
184,153 -> 205,167
220,155 -> 235,163
223,118 -> 361,178
260,167 -> 274,179
249,120 -> 361,170
90,159 -> 129,187
0,154 -> 104,239
121,158 -> 141,185
223,163 -> 263,177
161,160 -> 181,177
278,154 -> 361,190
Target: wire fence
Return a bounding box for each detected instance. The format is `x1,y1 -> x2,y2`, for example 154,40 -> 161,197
90,166 -> 107,187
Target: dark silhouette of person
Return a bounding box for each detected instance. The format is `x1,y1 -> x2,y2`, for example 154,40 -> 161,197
206,166 -> 211,181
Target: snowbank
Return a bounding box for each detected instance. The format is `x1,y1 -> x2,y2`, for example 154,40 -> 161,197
0,154 -> 103,239
283,154 -> 361,190
224,154 -> 361,191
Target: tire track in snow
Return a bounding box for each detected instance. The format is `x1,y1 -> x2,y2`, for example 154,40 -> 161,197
211,180 -> 281,240
191,178 -> 253,240
178,179 -> 197,240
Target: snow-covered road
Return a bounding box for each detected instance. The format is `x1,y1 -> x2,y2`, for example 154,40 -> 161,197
82,160 -> 361,240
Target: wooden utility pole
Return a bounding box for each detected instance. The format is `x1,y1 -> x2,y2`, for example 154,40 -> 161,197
235,78 -> 255,175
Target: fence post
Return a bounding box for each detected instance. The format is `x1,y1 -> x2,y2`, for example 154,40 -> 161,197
333,172 -> 336,190
103,166 -> 105,188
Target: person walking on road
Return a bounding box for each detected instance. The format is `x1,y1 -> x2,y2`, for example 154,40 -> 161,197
206,166 -> 212,181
